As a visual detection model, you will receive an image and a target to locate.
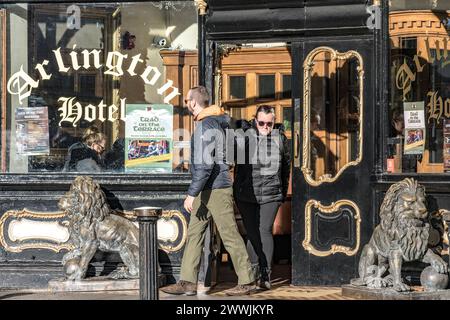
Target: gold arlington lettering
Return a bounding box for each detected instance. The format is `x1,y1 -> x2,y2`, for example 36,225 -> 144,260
7,46 -> 180,127
427,90 -> 450,124
395,37 -> 450,123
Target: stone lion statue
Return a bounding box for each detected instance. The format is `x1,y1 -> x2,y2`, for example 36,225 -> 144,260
351,178 -> 448,292
58,176 -> 139,281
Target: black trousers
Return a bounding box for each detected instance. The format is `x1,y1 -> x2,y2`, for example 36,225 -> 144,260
235,200 -> 281,270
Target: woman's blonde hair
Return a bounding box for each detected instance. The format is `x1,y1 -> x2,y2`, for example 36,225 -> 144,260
82,126 -> 105,146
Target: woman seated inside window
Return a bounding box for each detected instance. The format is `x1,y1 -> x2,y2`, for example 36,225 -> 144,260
63,126 -> 106,172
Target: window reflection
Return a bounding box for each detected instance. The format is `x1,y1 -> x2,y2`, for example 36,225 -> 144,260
308,51 -> 361,182
388,5 -> 450,173
2,2 -> 198,174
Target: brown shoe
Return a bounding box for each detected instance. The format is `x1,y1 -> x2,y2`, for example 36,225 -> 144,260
161,280 -> 197,296
224,283 -> 257,296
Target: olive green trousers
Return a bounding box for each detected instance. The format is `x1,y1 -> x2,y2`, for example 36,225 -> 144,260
180,187 -> 255,285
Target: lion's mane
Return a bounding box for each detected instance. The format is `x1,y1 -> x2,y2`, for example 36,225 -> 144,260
68,176 -> 110,226
378,178 -> 429,261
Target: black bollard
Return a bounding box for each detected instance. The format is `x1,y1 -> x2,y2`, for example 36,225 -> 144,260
135,206 -> 161,300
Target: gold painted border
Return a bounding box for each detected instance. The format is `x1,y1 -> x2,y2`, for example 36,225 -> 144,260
302,199 -> 361,257
158,210 -> 188,252
0,208 -> 188,254
0,209 -> 74,253
123,209 -> 188,253
302,46 -> 364,187
194,0 -> 207,15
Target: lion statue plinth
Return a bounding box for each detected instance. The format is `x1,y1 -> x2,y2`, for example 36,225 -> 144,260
351,178 -> 448,292
58,176 -> 139,281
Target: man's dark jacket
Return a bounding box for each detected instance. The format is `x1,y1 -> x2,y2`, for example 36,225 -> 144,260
187,106 -> 232,197
233,120 -> 291,204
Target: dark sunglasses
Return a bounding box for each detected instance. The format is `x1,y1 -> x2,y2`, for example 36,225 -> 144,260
257,121 -> 273,127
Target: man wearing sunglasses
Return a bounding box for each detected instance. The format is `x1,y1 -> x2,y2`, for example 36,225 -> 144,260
233,105 -> 291,291
161,86 -> 256,296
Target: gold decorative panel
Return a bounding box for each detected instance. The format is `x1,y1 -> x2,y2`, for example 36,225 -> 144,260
0,208 -> 188,254
302,46 -> 364,186
0,209 -> 74,253
302,199 -> 361,257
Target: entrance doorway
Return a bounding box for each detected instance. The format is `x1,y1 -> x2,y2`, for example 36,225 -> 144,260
162,38 -> 374,287
216,42 -> 293,285
291,38 -> 374,286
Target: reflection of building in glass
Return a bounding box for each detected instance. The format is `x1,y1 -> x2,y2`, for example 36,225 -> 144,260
390,8 -> 450,172
3,2 -> 197,174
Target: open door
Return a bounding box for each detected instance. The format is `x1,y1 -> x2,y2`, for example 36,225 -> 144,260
291,38 -> 375,285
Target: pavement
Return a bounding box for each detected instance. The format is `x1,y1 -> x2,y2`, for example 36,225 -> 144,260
0,285 -> 351,300
0,263 -> 354,300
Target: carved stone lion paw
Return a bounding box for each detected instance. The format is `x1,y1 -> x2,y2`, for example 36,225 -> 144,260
67,268 -> 84,281
366,277 -> 389,289
431,258 -> 448,274
393,281 -> 410,292
109,266 -> 137,279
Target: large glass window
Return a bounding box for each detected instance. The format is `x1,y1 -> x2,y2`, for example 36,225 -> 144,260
1,1 -> 197,174
303,48 -> 362,184
388,0 -> 450,173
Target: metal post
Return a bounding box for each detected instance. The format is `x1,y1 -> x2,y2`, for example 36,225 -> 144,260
135,206 -> 161,300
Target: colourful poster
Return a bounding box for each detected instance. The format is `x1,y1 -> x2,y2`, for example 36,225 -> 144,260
15,107 -> 50,155
125,104 -> 173,173
444,119 -> 450,172
403,101 -> 425,155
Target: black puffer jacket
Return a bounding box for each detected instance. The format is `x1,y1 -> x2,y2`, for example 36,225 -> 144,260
187,110 -> 232,197
233,120 -> 290,204
63,142 -> 104,172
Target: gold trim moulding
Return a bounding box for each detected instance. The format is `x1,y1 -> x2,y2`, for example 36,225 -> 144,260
157,210 -> 188,253
302,199 -> 361,257
122,209 -> 188,253
0,208 -> 188,253
0,209 -> 74,253
194,0 -> 207,15
302,46 -> 364,187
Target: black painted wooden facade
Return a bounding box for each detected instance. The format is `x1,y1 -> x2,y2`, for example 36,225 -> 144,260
205,0 -> 388,286
1,0 -> 448,289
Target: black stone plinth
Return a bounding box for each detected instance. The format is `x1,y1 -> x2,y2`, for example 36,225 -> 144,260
342,285 -> 450,300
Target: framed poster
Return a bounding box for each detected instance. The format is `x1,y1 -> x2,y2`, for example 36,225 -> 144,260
15,107 -> 50,155
403,101 -> 425,155
444,119 -> 450,172
125,104 -> 173,173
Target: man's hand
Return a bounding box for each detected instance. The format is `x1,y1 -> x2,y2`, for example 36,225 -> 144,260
184,195 -> 195,213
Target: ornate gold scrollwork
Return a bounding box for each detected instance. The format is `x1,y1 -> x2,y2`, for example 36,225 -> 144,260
302,46 -> 364,187
120,209 -> 188,253
214,44 -> 242,106
302,199 -> 361,257
157,210 -> 188,253
194,0 -> 207,15
0,209 -> 74,253
0,208 -> 188,254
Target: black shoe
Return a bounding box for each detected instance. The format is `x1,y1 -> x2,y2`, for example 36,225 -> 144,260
259,268 -> 271,290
